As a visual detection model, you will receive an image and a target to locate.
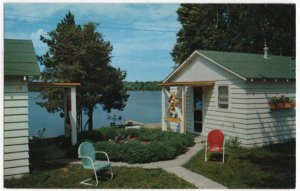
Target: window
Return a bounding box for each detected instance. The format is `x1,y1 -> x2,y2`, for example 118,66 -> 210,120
218,86 -> 229,109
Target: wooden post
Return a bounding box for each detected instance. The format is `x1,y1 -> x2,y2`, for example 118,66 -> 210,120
70,87 -> 77,145
180,86 -> 186,134
161,88 -> 167,131
63,88 -> 69,137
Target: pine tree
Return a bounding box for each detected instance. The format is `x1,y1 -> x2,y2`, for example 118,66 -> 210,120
38,11 -> 129,131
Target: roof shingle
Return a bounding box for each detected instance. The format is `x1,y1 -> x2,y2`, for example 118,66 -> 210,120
197,50 -> 295,79
4,39 -> 40,76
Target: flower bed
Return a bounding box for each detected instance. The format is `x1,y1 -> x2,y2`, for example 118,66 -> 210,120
66,128 -> 195,164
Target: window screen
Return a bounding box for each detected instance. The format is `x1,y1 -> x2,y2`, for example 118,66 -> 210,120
218,86 -> 229,109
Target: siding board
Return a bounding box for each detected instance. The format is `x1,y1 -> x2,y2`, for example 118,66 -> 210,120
4,92 -> 28,100
4,107 -> 28,115
5,137 -> 29,146
4,166 -> 29,176
5,122 -> 28,130
4,100 -> 28,108
4,145 -> 29,153
5,130 -> 29,138
4,84 -> 28,93
4,159 -> 29,168
4,115 -> 28,123
4,152 -> 29,161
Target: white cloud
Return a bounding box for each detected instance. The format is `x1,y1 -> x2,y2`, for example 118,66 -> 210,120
4,4 -> 69,22
5,3 -> 179,24
30,29 -> 48,55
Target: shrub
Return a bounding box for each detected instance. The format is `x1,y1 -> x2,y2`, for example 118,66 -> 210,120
67,128 -> 195,163
77,130 -> 104,143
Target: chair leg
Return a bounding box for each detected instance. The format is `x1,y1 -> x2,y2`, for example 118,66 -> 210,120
80,169 -> 99,186
222,152 -> 225,163
223,142 -> 225,163
110,166 -> 114,179
94,168 -> 99,185
205,139 -> 208,162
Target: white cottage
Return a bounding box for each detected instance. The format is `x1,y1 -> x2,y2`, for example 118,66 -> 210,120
4,39 -> 40,178
161,50 -> 295,147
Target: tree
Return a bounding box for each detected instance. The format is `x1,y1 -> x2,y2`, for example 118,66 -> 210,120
38,11 -> 129,131
171,4 -> 295,67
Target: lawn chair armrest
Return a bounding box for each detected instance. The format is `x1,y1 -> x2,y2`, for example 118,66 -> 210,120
78,155 -> 96,168
95,151 -> 110,162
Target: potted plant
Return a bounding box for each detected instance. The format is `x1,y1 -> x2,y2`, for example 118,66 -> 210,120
268,95 -> 295,110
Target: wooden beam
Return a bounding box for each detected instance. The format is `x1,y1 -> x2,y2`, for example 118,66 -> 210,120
160,81 -> 215,87
29,82 -> 80,87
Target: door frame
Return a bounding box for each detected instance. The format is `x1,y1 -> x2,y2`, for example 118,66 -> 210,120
193,86 -> 203,133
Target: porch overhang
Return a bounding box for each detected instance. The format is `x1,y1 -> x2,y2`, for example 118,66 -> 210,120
160,80 -> 215,87
29,82 -> 80,145
29,82 -> 81,87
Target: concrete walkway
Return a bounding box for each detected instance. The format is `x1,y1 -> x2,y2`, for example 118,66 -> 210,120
64,136 -> 226,189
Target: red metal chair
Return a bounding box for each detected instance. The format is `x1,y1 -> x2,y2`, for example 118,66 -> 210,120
205,129 -> 225,163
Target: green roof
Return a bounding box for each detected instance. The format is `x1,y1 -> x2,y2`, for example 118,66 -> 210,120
197,50 -> 295,79
4,39 -> 40,76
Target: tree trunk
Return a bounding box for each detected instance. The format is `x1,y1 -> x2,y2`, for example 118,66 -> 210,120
88,107 -> 93,131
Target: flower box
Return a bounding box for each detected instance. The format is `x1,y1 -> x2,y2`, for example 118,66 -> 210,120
269,95 -> 295,110
269,102 -> 295,110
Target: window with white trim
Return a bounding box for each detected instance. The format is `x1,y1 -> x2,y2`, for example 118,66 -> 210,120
218,86 -> 229,109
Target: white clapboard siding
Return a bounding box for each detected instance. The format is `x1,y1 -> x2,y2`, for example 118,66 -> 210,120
186,87 -> 194,132
202,80 -> 248,138
4,166 -> 29,176
5,122 -> 29,130
243,81 -> 296,146
4,159 -> 30,168
5,137 -> 29,146
202,79 -> 296,147
5,107 -> 28,115
4,152 -> 29,161
4,77 -> 30,179
4,92 -> 28,100
206,118 -> 295,130
4,84 -> 28,93
4,144 -> 29,153
4,100 -> 28,108
5,130 -> 29,138
5,115 -> 29,123
241,134 -> 295,147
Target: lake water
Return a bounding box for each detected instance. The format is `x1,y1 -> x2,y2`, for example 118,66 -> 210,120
28,91 -> 162,138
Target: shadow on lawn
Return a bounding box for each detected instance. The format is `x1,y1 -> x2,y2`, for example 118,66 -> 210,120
208,153 -> 229,162
238,140 -> 296,188
29,137 -> 69,172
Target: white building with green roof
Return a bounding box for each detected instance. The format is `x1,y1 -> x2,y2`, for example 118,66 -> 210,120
4,39 -> 40,178
161,50 -> 295,147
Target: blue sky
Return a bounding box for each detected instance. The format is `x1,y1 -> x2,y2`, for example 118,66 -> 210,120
4,3 -> 181,81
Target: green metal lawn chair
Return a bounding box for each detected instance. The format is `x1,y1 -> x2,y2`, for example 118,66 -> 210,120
78,142 -> 113,186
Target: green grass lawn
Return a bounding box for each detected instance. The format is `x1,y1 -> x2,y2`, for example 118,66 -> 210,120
5,163 -> 196,189
184,139 -> 295,188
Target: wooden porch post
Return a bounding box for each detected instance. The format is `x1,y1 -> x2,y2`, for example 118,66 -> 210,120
180,86 -> 186,133
70,87 -> 77,145
161,87 -> 167,131
63,88 -> 69,137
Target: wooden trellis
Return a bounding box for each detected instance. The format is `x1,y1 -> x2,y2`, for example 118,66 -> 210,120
161,86 -> 186,133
